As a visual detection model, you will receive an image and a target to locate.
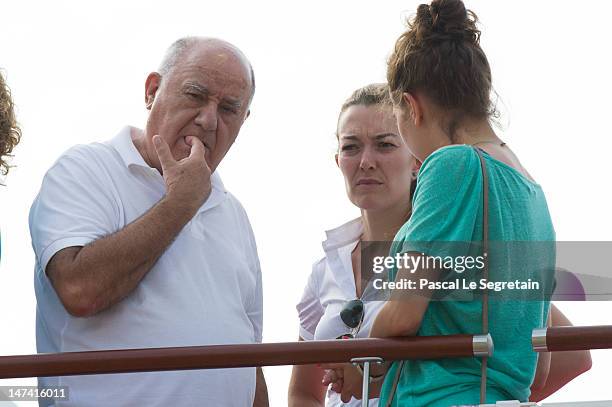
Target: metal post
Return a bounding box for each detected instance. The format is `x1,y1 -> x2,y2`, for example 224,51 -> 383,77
361,360 -> 370,407
350,356 -> 384,407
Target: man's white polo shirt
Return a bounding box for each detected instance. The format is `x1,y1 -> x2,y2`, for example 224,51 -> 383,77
29,127 -> 263,407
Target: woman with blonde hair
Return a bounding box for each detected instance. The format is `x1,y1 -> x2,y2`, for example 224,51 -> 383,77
289,83 -> 418,406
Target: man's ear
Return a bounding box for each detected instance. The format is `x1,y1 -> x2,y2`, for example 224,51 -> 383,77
334,153 -> 339,168
245,109 -> 251,120
144,72 -> 162,110
402,92 -> 423,127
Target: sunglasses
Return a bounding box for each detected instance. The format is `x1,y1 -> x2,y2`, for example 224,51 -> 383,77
336,299 -> 365,339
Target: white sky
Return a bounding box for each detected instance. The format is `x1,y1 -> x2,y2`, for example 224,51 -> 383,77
1,0 -> 611,405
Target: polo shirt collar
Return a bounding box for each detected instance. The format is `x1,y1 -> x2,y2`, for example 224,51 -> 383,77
110,126 -> 150,168
109,126 -> 227,213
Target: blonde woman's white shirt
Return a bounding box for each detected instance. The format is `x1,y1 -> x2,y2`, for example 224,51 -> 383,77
297,218 -> 385,407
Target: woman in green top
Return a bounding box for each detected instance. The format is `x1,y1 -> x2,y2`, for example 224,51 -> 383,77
367,0 -> 553,405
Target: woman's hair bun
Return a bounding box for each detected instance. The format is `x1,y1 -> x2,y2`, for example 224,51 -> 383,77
387,0 -> 494,130
414,0 -> 480,45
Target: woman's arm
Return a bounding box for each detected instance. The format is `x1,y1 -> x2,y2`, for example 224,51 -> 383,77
370,253 -> 438,339
288,337 -> 327,407
367,255 -> 437,379
531,307 -> 553,391
529,304 -> 592,402
369,295 -> 427,338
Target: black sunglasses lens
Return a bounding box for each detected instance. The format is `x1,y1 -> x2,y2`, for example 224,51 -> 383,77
340,299 -> 364,328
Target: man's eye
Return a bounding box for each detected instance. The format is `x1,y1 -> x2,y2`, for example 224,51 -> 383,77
221,106 -> 238,114
186,92 -> 202,100
341,145 -> 358,152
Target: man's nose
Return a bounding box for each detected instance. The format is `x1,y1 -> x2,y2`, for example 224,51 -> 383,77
194,103 -> 218,131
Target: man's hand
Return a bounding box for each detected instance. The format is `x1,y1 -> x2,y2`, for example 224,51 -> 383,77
153,135 -> 212,213
46,135 -> 215,317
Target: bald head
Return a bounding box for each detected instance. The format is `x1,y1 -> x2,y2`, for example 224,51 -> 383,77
159,37 -> 255,105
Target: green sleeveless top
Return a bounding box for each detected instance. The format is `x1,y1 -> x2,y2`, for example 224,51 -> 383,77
380,145 -> 555,406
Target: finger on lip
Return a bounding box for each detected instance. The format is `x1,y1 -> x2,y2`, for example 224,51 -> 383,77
185,136 -> 210,150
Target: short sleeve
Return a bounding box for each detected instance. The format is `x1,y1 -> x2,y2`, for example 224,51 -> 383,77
393,145 -> 483,258
295,259 -> 325,341
29,147 -> 120,274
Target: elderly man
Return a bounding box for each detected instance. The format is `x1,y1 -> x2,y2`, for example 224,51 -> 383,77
29,37 -> 267,406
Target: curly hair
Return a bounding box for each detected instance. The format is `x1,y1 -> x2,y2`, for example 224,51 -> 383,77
387,0 -> 495,137
0,71 -> 21,177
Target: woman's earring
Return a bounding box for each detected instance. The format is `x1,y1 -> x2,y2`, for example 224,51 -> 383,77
411,171 -> 418,180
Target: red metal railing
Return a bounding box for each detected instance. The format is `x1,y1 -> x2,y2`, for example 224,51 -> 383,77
0,334 -> 489,379
1,326 -> 608,380
532,325 -> 612,352
0,327 -> 609,407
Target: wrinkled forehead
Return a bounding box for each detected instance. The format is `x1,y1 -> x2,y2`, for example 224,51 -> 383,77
166,43 -> 251,101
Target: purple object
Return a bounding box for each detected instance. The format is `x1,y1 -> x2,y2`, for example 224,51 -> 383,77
554,269 -> 586,301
